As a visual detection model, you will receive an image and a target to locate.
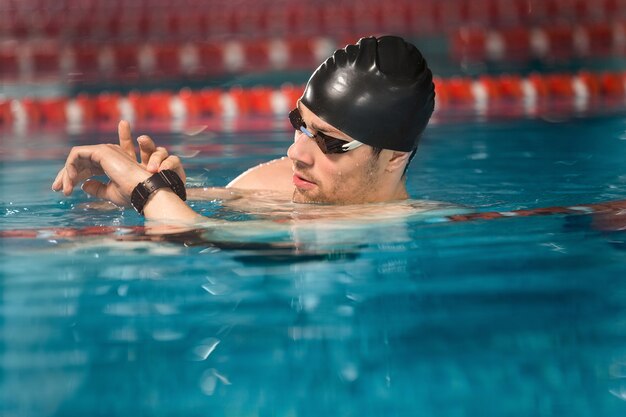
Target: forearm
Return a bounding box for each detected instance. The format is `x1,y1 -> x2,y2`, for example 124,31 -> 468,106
143,188 -> 203,222
186,187 -> 244,201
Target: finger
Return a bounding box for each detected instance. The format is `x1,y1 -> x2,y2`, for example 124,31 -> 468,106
81,178 -> 114,200
62,168 -> 74,196
62,145 -> 103,195
81,178 -> 107,199
138,135 -> 157,167
82,179 -> 127,207
73,165 -> 104,185
118,120 -> 136,159
52,167 -> 65,191
160,156 -> 186,183
147,147 -> 169,172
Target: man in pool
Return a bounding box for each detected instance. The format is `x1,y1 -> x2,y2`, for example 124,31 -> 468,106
52,35 -> 436,222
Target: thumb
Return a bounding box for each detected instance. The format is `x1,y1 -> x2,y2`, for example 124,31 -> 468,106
82,179 -> 128,206
81,178 -> 107,198
160,156 -> 186,183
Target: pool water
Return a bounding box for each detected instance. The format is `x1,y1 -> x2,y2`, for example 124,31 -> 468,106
2,111 -> 626,416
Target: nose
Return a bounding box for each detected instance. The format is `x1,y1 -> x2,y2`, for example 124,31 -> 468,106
287,130 -> 316,166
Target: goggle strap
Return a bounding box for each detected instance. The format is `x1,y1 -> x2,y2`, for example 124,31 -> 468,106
341,140 -> 364,152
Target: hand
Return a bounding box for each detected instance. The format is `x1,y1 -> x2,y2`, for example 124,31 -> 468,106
118,121 -> 186,183
52,123 -> 152,206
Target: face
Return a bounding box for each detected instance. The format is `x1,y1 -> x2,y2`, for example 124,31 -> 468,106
287,102 -> 388,205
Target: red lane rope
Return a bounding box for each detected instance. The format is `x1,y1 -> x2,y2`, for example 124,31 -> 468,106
446,199 -> 626,223
0,226 -> 145,239
2,71 -> 625,127
2,199 -> 625,240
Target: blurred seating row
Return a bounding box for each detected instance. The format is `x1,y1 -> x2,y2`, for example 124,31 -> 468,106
2,71 -> 625,127
1,0 -> 624,41
3,21 -> 626,84
0,37 -> 337,82
452,22 -> 625,62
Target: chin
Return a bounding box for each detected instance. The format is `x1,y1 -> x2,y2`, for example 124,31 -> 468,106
293,189 -> 330,205
292,189 -> 314,204
293,189 -> 355,205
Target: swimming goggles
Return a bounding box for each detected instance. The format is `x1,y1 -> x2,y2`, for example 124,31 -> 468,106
288,108 -> 364,154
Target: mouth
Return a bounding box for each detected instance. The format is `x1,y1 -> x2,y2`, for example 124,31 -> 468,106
292,173 -> 317,190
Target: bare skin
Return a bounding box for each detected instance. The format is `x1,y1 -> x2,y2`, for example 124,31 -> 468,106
194,102 -> 412,204
52,103 -> 414,224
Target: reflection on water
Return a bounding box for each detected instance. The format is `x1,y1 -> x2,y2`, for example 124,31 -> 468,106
2,115 -> 626,416
3,208 -> 626,416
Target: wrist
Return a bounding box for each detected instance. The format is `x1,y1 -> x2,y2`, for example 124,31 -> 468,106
131,170 -> 187,215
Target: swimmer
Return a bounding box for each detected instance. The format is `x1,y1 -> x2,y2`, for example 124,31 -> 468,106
52,36 -> 436,223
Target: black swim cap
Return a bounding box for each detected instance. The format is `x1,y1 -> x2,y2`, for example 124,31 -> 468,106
301,36 -> 435,152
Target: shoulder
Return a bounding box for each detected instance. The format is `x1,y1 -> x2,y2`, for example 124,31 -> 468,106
226,157 -> 294,192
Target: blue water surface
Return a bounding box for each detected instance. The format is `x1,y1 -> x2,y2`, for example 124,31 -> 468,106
2,112 -> 626,417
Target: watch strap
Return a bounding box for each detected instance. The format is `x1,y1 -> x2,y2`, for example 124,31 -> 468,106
131,170 -> 186,215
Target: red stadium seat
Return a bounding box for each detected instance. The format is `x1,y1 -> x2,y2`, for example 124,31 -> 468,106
71,44 -> 102,81
320,4 -> 353,37
433,0 -> 465,32
585,24 -> 614,56
544,26 -> 575,60
451,28 -> 487,62
406,1 -> 437,35
380,2 -> 409,35
152,43 -> 182,78
242,40 -> 270,71
195,42 -> 225,76
286,38 -> 316,70
110,43 -> 141,80
0,42 -> 20,80
31,41 -> 61,79
501,27 -> 531,61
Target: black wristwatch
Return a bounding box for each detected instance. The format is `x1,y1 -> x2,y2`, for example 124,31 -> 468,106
130,170 -> 187,215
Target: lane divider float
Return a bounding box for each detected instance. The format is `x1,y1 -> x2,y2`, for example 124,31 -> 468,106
2,199 -> 625,240
2,71 -> 626,128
